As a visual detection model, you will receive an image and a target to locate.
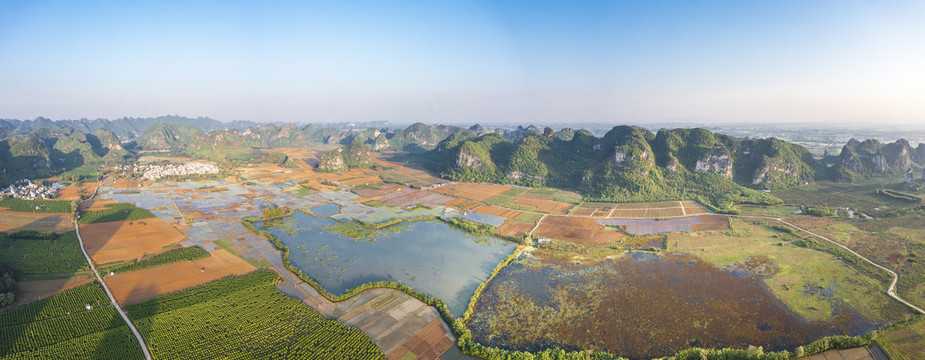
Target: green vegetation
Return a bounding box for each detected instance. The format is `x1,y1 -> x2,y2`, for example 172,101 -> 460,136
101,247 -> 209,274
261,206 -> 291,221
876,188 -> 922,203
318,140 -> 374,172
0,264 -> 17,307
876,316 -> 925,360
325,221 -> 408,242
803,205 -> 832,217
77,203 -> 154,224
670,219 -> 903,322
126,271 -> 382,360
0,282 -> 144,360
0,198 -> 71,213
427,127 -> 790,212
0,231 -> 88,274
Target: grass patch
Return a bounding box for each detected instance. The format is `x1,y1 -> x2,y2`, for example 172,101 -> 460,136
876,316 -> 925,360
483,195 -> 515,206
527,188 -> 557,195
510,212 -> 543,224
363,200 -> 389,207
77,203 -> 154,224
506,203 -> 536,212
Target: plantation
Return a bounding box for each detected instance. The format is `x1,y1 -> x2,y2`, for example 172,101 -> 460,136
0,198 -> 72,213
0,282 -> 144,360
101,246 -> 209,274
126,271 -> 382,359
77,203 -> 154,224
0,231 -> 88,274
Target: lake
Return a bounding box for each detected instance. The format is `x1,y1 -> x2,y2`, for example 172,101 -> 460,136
257,212 -> 517,317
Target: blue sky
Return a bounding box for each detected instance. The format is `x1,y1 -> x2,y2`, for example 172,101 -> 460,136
1,1 -> 923,125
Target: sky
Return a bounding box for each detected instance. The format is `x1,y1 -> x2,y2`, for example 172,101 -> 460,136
1,0 -> 924,125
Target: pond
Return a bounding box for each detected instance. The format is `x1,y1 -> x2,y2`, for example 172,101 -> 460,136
468,251 -> 877,360
256,212 -> 517,317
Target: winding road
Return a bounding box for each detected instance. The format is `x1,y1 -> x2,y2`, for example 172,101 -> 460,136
732,215 -> 925,315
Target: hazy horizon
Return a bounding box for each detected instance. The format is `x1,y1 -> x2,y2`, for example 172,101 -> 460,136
2,1 -> 924,126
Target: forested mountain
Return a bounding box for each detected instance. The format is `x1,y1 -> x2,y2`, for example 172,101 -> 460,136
427,126 -> 830,211
832,139 -> 925,181
0,126 -> 129,186
0,115 -> 249,139
136,122 -> 475,155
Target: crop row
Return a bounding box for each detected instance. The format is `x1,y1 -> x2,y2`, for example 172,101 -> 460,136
127,271 -> 381,359
0,325 -> 144,360
0,282 -> 109,327
103,246 -> 209,274
0,231 -> 88,275
0,305 -> 123,355
125,270 -> 279,319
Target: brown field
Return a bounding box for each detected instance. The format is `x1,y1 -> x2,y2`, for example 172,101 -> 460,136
81,218 -> 187,265
495,221 -> 534,237
533,215 -> 624,243
692,215 -> 730,231
105,249 -> 256,305
571,208 -> 596,217
432,183 -> 479,196
0,211 -> 73,233
473,205 -> 505,215
78,198 -> 121,212
681,200 -> 712,214
455,184 -> 511,202
3,276 -> 94,310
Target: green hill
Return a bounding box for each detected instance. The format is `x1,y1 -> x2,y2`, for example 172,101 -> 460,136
426,126 -> 820,212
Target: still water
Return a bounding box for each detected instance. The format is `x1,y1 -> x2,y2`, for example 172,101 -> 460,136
257,212 -> 516,317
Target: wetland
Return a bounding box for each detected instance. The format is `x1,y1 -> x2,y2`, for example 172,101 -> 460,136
468,251 -> 878,359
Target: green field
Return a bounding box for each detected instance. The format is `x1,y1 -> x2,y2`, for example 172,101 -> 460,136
877,316 -> 925,360
126,271 -> 382,359
0,198 -> 71,213
0,282 -> 144,360
0,231 -> 88,275
77,203 -> 155,224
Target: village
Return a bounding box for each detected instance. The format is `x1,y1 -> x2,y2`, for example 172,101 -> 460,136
0,179 -> 60,200
136,163 -> 220,181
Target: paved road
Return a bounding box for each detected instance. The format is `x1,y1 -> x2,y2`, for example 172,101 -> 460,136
732,215 -> 925,315
75,184 -> 153,360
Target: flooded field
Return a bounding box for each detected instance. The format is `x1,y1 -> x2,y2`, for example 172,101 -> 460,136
468,251 -> 877,359
257,212 -> 516,316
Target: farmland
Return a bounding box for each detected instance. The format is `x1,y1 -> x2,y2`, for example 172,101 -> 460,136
126,271 -> 382,360
877,317 -> 925,359
0,211 -> 72,233
0,198 -> 71,213
105,248 -> 255,305
77,203 -> 155,224
0,231 -> 88,275
0,282 -> 144,360
80,218 -> 187,265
